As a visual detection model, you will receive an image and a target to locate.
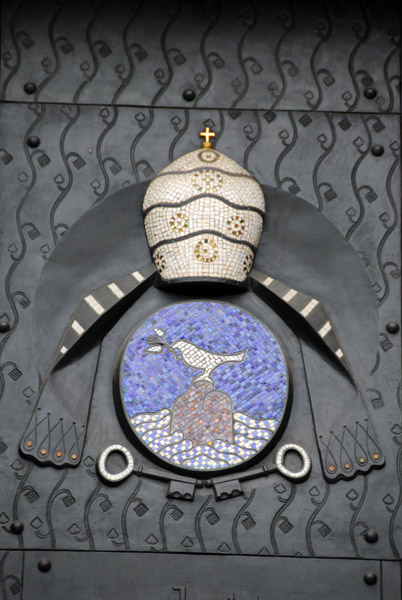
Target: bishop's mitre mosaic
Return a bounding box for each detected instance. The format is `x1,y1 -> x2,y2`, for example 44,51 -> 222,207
143,132 -> 265,283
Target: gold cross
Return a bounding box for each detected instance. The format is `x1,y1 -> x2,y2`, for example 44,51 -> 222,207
200,126 -> 215,148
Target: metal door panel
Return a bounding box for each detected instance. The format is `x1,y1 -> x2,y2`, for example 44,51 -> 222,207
0,101 -> 401,556
1,1 -> 399,112
22,551 -> 384,600
0,1 -> 400,598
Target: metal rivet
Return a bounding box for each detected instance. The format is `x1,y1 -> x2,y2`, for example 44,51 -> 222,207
38,558 -> 52,572
0,320 -> 11,333
372,453 -> 380,461
328,465 -> 335,472
344,463 -> 351,470
371,144 -> 384,157
363,572 -> 377,585
182,89 -> 195,101
40,448 -> 47,456
27,136 -> 40,148
386,321 -> 399,334
364,529 -> 378,544
359,457 -> 366,464
10,520 -> 24,534
364,87 -> 377,99
26,440 -> 33,448
71,453 -> 78,460
56,451 -> 63,458
24,82 -> 37,94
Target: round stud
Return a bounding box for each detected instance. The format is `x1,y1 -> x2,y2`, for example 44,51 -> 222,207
38,558 -> 52,572
364,529 -> 378,544
27,136 -> 40,148
344,463 -> 351,470
386,321 -> 399,334
328,465 -> 336,473
182,89 -> 195,101
372,453 -> 380,461
56,451 -> 63,458
0,319 -> 11,333
359,457 -> 366,464
71,453 -> 78,461
40,448 -> 47,456
24,82 -> 37,95
371,144 -> 384,157
10,520 -> 24,534
363,572 -> 377,585
26,440 -> 33,448
364,87 -> 377,99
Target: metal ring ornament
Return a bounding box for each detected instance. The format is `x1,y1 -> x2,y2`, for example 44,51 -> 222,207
98,444 -> 134,482
275,443 -> 311,479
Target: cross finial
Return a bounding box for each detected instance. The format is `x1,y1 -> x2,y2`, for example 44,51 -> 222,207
200,126 -> 215,148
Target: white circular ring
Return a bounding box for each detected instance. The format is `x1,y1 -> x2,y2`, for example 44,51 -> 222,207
98,444 -> 134,483
275,443 -> 311,479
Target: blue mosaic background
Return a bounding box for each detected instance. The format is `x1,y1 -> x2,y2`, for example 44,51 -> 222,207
120,302 -> 289,470
121,301 -> 288,421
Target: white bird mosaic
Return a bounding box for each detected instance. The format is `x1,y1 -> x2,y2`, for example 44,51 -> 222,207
144,327 -> 247,383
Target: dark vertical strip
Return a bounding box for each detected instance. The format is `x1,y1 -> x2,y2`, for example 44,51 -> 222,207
0,1 -> 24,100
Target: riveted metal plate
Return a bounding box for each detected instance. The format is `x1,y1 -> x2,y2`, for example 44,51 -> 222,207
0,3 -> 401,598
22,551 -> 385,600
1,1 -> 400,112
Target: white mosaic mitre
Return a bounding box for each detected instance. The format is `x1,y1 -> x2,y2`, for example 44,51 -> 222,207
143,135 -> 265,283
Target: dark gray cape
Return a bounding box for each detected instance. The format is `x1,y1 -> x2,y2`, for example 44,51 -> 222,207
20,183 -> 382,482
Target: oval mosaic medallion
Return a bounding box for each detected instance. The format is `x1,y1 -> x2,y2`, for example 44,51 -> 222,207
120,301 -> 289,473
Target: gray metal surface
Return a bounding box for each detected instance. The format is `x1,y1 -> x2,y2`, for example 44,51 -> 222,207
0,107 -> 400,558
0,551 -> 23,599
21,552 -> 388,600
0,0 -> 400,598
1,1 -> 400,112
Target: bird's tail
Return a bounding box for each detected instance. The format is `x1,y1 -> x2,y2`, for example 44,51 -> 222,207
224,349 -> 247,364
